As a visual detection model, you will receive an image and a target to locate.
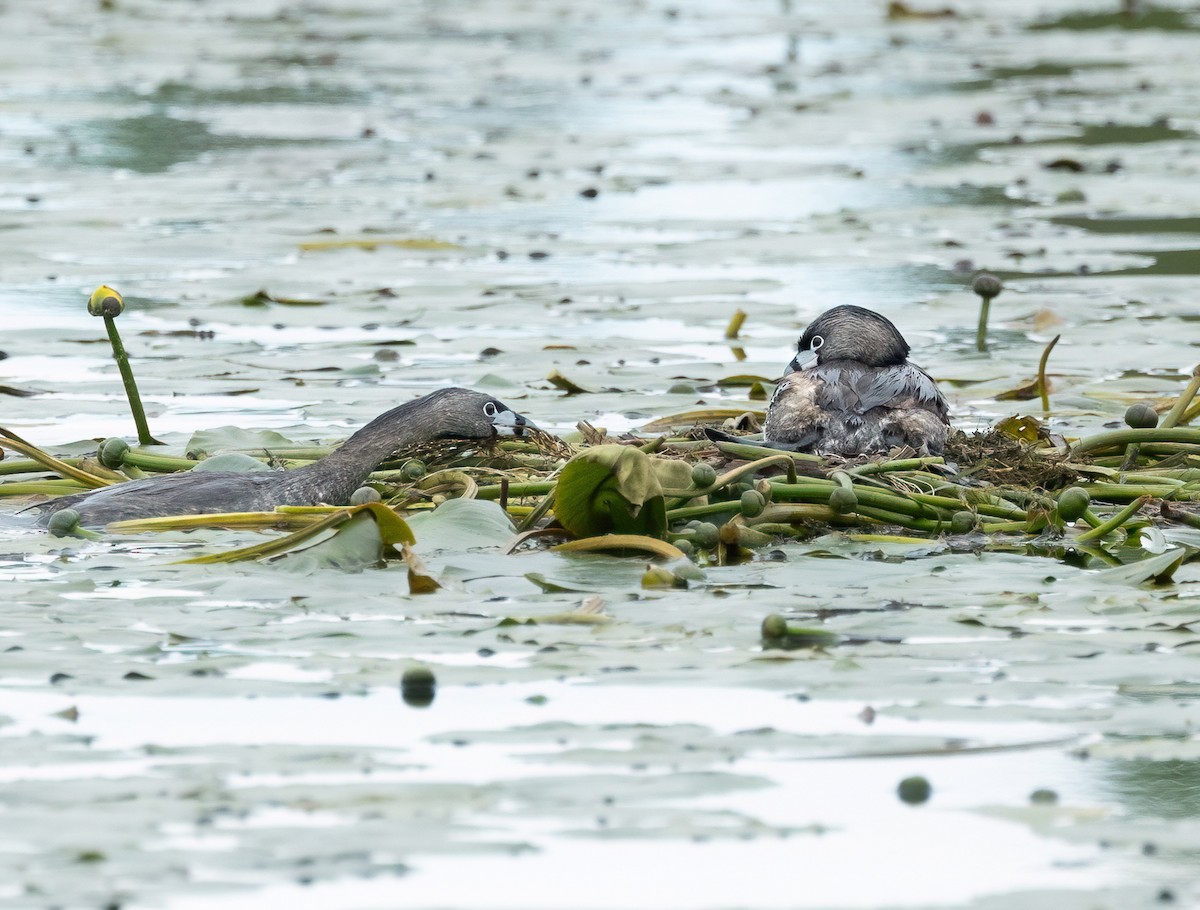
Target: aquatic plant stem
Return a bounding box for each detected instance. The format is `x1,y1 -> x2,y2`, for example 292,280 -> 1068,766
972,272 -> 1002,353
1161,364 -> 1200,429
88,286 -> 161,446
103,316 -> 159,446
1075,496 -> 1149,542
1036,334 -> 1059,412
1071,427 -> 1200,457
975,297 -> 991,352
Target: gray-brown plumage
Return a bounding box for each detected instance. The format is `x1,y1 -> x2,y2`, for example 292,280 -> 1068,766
764,305 -> 950,456
35,388 -> 530,527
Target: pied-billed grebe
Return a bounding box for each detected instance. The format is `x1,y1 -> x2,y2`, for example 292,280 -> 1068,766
35,388 -> 530,527
764,305 -> 950,455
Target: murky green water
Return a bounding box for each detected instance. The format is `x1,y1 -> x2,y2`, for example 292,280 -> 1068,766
3,1 -> 1200,907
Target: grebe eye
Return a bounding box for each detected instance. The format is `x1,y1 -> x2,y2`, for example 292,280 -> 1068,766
810,335 -> 824,351
484,401 -> 498,417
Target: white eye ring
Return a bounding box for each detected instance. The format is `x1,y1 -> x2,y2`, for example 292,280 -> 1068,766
484,401 -> 499,417
809,335 -> 824,351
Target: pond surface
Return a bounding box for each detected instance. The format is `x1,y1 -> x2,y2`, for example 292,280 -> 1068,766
3,0 -> 1200,907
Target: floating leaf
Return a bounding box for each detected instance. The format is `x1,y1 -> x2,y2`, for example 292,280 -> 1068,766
191,452 -> 272,474
179,502 -> 413,565
406,498 -> 514,551
1096,547 -> 1188,585
185,426 -> 300,458
523,572 -> 593,593
546,369 -> 592,395
553,534 -> 685,560
239,289 -> 329,307
640,409 -> 763,433
298,237 -> 460,252
995,378 -> 1052,401
994,414 -> 1045,443
716,374 -> 774,388
553,445 -> 667,538
402,543 -> 441,593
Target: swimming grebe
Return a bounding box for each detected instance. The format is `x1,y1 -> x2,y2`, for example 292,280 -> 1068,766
36,388 -> 530,527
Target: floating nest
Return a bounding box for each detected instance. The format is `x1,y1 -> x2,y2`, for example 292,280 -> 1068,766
943,429 -> 1079,489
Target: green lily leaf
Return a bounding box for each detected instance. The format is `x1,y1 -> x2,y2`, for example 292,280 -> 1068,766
553,445 -> 667,539
406,498 -> 514,551
185,426 -> 301,458
180,502 -> 413,566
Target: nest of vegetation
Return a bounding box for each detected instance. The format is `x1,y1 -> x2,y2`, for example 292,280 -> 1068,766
6,409 -> 1200,567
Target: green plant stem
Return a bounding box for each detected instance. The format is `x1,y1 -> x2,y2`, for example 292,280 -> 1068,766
848,457 -> 943,475
667,502 -> 742,522
475,482 -> 557,500
1084,483 -> 1180,502
1120,443 -> 1141,471
0,480 -> 90,497
909,492 -> 1026,521
975,296 -> 991,352
122,451 -> 201,472
1162,367 -> 1200,429
713,440 -> 824,467
103,315 -> 160,446
1076,496 -> 1149,542
978,520 -> 1028,533
1072,428 -> 1200,457
1036,334 -> 1059,412
1161,501 -> 1200,530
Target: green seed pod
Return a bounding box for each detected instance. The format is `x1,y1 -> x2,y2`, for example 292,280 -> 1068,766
1124,402 -> 1158,429
949,510 -> 976,534
400,665 -> 436,708
761,614 -> 789,639
673,537 -> 695,557
828,487 -> 858,514
86,284 -> 125,318
97,437 -> 130,469
898,775 -> 932,805
690,462 -> 717,488
350,486 -> 381,506
740,489 -> 765,518
693,522 -> 720,549
401,459 -> 426,481
754,479 -> 774,503
46,508 -> 82,538
1056,486 -> 1091,522
971,271 -> 1003,300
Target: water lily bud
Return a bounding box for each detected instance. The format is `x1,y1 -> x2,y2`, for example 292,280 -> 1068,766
350,486 -> 381,505
761,614 -> 789,639
829,487 -> 858,514
97,437 -> 130,469
47,508 -> 82,538
400,665 -> 436,707
1124,402 -> 1158,429
950,510 -> 976,534
740,489 -> 765,518
690,462 -> 717,488
692,522 -> 719,549
971,272 -> 1003,300
1056,487 -> 1091,522
87,284 -> 125,318
898,775 -> 932,805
